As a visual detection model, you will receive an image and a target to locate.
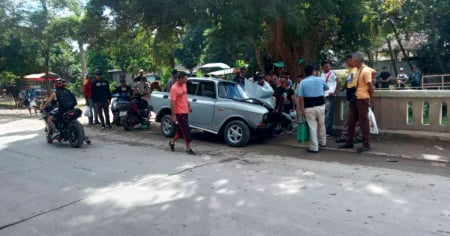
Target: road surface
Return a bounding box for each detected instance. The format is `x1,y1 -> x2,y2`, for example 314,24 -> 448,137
1,115 -> 449,236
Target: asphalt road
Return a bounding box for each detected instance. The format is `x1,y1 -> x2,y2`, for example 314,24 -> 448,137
1,115 -> 450,236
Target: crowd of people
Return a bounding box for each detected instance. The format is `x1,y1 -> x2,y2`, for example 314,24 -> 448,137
82,69 -> 163,129
29,57 -> 425,154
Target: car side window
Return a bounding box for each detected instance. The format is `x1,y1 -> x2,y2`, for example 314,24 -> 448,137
198,81 -> 216,98
187,81 -> 199,95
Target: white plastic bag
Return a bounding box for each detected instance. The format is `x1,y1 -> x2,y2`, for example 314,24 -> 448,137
30,99 -> 37,108
368,108 -> 379,134
84,106 -> 92,117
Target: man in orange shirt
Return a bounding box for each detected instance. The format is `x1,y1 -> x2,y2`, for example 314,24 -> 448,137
168,72 -> 195,155
339,52 -> 374,153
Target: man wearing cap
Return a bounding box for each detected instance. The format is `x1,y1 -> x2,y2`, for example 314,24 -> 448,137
168,71 -> 195,155
133,69 -> 150,99
396,67 -> 409,89
41,78 -> 77,138
339,52 -> 374,153
164,69 -> 178,92
233,67 -> 247,88
92,70 -> 112,130
134,69 -> 145,82
83,75 -> 100,125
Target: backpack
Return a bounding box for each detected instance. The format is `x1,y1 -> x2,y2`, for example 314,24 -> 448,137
56,88 -> 77,111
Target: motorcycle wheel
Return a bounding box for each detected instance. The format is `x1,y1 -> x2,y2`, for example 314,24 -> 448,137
68,120 -> 85,148
121,117 -> 131,131
114,115 -> 121,126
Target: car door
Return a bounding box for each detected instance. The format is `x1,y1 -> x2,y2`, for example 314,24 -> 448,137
188,80 -> 216,131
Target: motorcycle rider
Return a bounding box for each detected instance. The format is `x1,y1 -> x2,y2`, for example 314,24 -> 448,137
40,78 -> 77,138
113,77 -> 132,100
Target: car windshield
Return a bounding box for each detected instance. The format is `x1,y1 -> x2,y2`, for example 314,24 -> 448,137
217,82 -> 248,100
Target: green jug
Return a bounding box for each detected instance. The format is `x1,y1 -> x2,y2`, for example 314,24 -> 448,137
297,116 -> 309,143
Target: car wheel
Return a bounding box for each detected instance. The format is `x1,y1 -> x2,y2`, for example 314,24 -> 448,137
161,114 -> 176,138
223,120 -> 250,147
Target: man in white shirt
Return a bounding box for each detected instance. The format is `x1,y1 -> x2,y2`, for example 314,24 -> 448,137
321,61 -> 340,137
396,67 -> 409,89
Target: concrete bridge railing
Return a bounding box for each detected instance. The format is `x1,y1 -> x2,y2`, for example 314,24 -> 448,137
335,90 -> 450,133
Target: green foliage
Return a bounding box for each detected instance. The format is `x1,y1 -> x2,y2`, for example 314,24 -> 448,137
174,24 -> 206,72
0,71 -> 20,86
66,78 -> 84,97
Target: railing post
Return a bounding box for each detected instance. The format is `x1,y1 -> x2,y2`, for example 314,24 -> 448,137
442,75 -> 444,89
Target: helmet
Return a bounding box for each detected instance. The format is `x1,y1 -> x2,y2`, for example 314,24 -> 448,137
55,78 -> 66,88
94,69 -> 102,75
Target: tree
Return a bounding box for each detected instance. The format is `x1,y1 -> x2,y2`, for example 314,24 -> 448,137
174,24 -> 206,74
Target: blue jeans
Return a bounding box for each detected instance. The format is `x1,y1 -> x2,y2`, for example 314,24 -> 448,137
325,96 -> 336,135
87,99 -> 99,123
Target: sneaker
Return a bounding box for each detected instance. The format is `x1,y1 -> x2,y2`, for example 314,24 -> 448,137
94,121 -> 101,125
326,134 -> 332,138
306,148 -> 319,153
185,149 -> 196,155
169,141 -> 175,152
319,144 -> 326,148
107,125 -> 112,129
357,146 -> 371,153
51,132 -> 60,140
338,143 -> 354,149
101,126 -> 106,130
335,138 -> 347,143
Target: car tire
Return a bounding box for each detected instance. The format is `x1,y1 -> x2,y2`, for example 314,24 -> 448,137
161,114 -> 176,138
223,120 -> 250,147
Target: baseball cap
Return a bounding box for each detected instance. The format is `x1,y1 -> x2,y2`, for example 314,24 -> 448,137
94,69 -> 102,75
400,67 -> 404,70
139,69 -> 144,73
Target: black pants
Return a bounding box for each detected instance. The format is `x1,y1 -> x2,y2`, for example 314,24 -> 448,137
96,102 -> 110,126
175,114 -> 192,145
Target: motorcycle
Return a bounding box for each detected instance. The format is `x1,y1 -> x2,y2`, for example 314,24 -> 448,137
118,93 -> 150,131
42,107 -> 91,147
111,93 -> 130,126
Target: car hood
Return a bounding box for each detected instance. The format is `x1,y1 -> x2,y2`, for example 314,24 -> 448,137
243,79 -> 276,109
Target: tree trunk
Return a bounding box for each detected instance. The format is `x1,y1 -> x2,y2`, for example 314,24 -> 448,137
387,38 -> 398,76
389,19 -> 412,70
44,45 -> 51,96
430,15 -> 446,73
255,47 -> 265,74
78,40 -> 87,78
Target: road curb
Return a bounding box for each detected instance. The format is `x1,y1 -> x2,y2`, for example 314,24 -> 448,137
289,143 -> 449,164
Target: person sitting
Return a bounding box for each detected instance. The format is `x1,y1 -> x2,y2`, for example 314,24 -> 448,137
113,78 -> 132,101
41,78 -> 77,138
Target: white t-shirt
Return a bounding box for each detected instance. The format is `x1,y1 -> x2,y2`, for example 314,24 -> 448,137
321,71 -> 338,97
